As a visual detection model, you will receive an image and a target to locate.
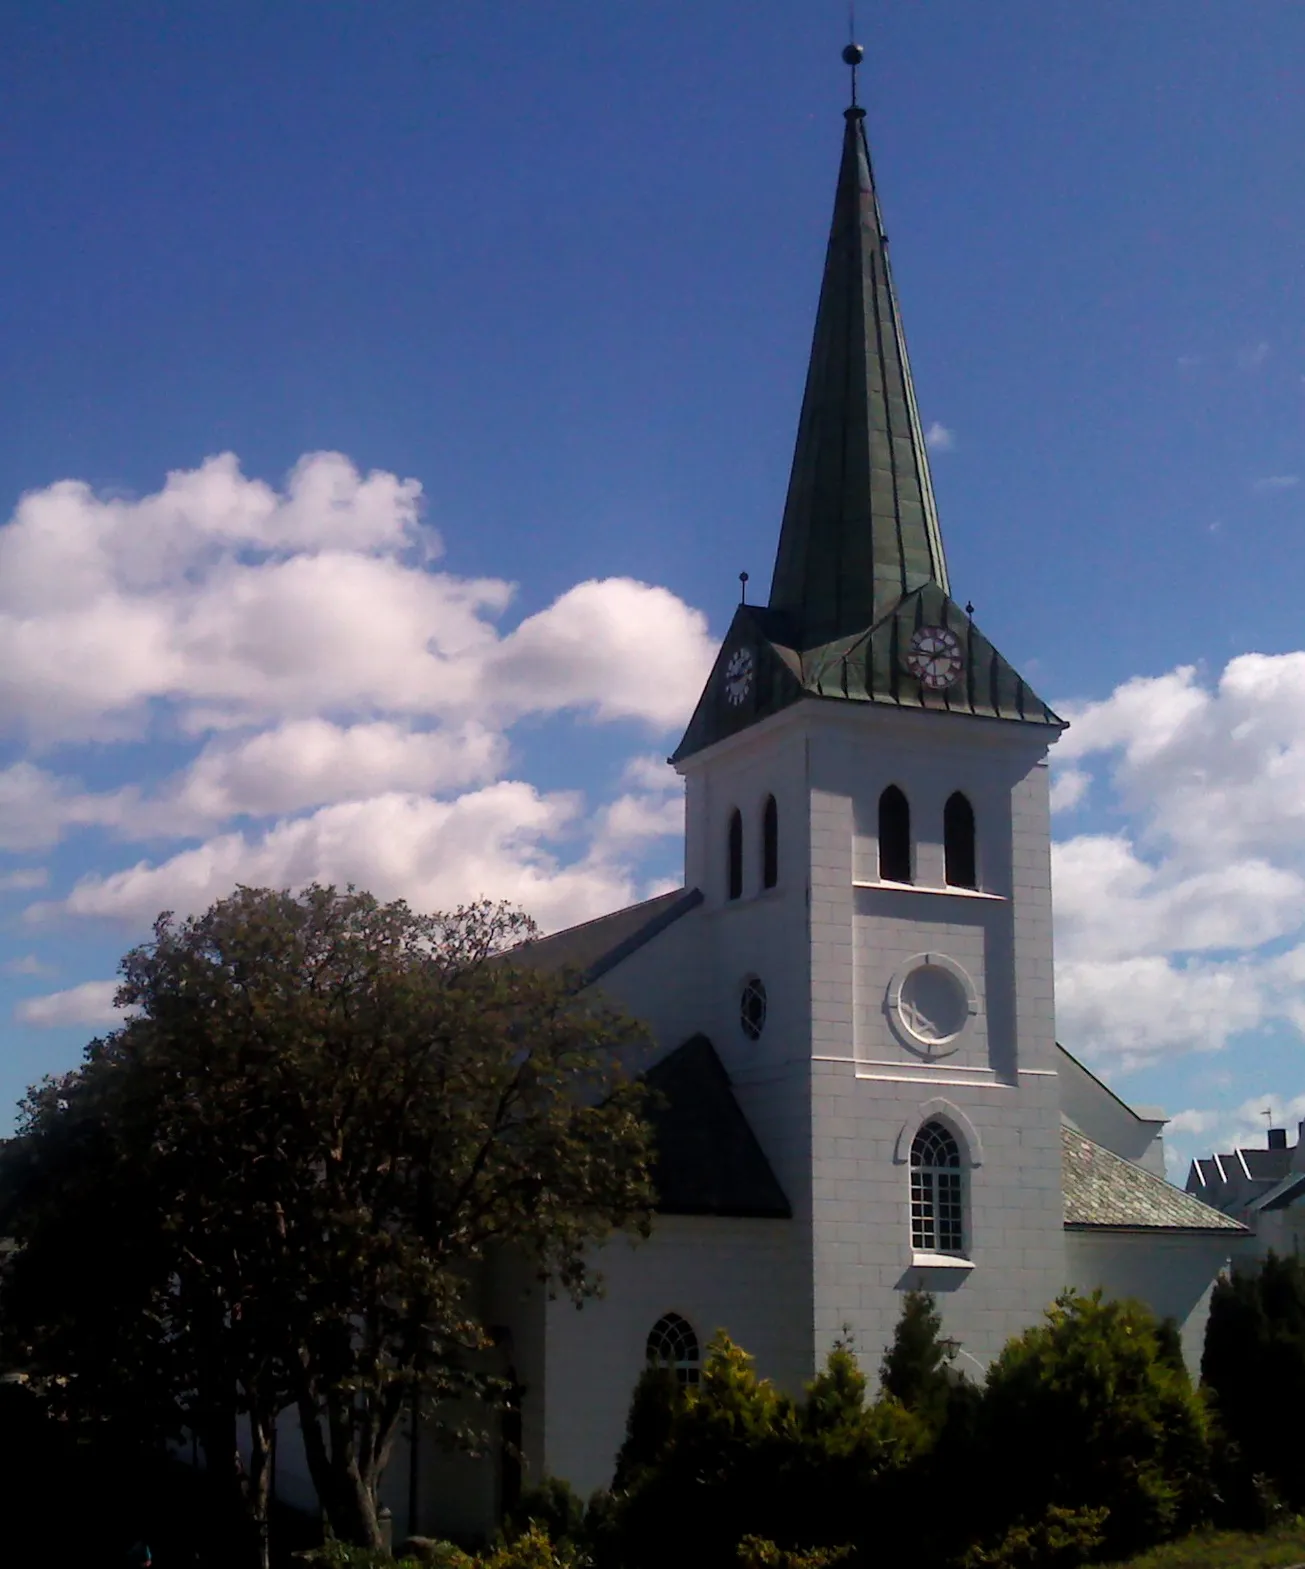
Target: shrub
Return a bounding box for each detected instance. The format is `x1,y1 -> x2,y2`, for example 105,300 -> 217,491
962,1505 -> 1108,1569
1202,1252 -> 1305,1515
738,1538 -> 854,1569
476,1524 -> 582,1569
608,1330 -> 930,1569
502,1478 -> 589,1549
977,1291 -> 1212,1559
610,1363 -> 686,1491
878,1290 -> 956,1429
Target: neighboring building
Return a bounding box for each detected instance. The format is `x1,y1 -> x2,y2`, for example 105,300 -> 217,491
272,66 -> 1250,1541
1187,1124 -> 1305,1259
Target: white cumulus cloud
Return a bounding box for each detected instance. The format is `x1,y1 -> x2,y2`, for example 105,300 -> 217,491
1054,653 -> 1305,1068
16,979 -> 122,1028
0,453 -> 714,743
35,783 -> 650,936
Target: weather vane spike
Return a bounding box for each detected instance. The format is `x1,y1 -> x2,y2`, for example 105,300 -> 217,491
739,570 -> 749,605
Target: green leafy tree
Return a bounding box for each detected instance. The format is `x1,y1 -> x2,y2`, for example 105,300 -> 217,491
1201,1251 -> 1305,1513
0,885 -> 655,1566
975,1291 -> 1212,1560
878,1290 -> 956,1428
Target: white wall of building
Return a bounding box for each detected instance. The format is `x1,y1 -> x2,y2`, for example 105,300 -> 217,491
1059,1049 -> 1167,1176
1064,1229 -> 1243,1376
802,705 -> 1066,1373
540,1216 -> 803,1500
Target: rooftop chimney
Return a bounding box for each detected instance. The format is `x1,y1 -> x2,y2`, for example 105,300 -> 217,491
1268,1127 -> 1288,1150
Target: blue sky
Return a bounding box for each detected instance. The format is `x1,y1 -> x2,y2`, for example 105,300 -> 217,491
2,1 -> 1304,1172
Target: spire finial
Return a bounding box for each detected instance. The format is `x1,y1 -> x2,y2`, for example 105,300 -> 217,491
842,40 -> 864,110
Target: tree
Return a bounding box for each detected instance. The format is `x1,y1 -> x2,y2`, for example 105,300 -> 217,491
1201,1251 -> 1305,1513
0,885 -> 655,1565
608,1334 -> 925,1569
878,1290 -> 956,1428
975,1291 -> 1211,1560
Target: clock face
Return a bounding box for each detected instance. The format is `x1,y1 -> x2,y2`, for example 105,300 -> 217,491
724,646 -> 755,707
904,625 -> 964,691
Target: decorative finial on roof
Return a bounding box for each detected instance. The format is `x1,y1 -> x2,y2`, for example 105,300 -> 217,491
739,570 -> 749,605
842,41 -> 865,112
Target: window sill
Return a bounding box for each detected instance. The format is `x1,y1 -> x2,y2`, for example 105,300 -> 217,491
910,1252 -> 974,1271
854,881 -> 1006,901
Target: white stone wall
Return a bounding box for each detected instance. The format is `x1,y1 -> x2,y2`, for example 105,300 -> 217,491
539,1216 -> 804,1500
1058,1048 -> 1167,1176
1064,1229 -> 1246,1376
804,706 -> 1066,1373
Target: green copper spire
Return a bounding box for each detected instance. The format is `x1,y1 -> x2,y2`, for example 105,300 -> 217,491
670,73 -> 1063,767
768,104 -> 948,649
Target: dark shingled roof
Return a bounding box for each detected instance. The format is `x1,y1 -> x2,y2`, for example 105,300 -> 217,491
1241,1148 -> 1293,1181
644,1036 -> 791,1220
509,888 -> 702,986
1063,1126 -> 1247,1234
1258,1174 -> 1305,1213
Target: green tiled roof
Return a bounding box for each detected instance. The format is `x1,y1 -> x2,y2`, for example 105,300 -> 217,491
1062,1126 -> 1248,1234
673,103 -> 1062,764
770,107 -> 947,647
672,587 -> 1061,762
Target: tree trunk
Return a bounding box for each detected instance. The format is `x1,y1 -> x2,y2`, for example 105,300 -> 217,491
246,1412 -> 274,1569
296,1393 -> 386,1548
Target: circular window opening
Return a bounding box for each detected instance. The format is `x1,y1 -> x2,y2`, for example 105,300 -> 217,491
897,964 -> 969,1046
740,977 -> 767,1040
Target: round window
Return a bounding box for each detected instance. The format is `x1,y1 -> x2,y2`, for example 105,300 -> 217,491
740,977 -> 767,1040
897,964 -> 969,1046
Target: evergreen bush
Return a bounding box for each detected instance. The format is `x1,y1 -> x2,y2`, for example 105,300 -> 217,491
1201,1252 -> 1305,1515
878,1290 -> 956,1429
976,1291 -> 1212,1559
607,1331 -> 923,1569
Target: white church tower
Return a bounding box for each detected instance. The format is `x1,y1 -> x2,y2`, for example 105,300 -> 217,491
669,63 -> 1068,1372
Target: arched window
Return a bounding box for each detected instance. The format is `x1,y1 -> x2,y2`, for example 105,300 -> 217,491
646,1312 -> 701,1386
944,792 -> 977,890
762,795 -> 779,889
910,1121 -> 964,1254
727,808 -> 743,900
878,786 -> 912,884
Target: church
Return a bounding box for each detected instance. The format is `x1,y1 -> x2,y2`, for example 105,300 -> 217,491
279,61 -> 1250,1543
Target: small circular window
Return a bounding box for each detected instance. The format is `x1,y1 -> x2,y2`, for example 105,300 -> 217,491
898,964 -> 969,1046
740,976 -> 767,1040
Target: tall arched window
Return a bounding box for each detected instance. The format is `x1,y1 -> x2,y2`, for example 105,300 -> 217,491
762,795 -> 779,889
944,792 -> 977,889
727,808 -> 743,900
910,1121 -> 964,1254
878,786 -> 912,884
646,1312 -> 701,1386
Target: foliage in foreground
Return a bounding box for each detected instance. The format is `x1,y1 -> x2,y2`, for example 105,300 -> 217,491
605,1330 -> 923,1569
0,884 -> 656,1567
1202,1251 -> 1305,1516
1101,1519 -> 1305,1569
972,1293 -> 1211,1561
567,1291 -> 1212,1569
